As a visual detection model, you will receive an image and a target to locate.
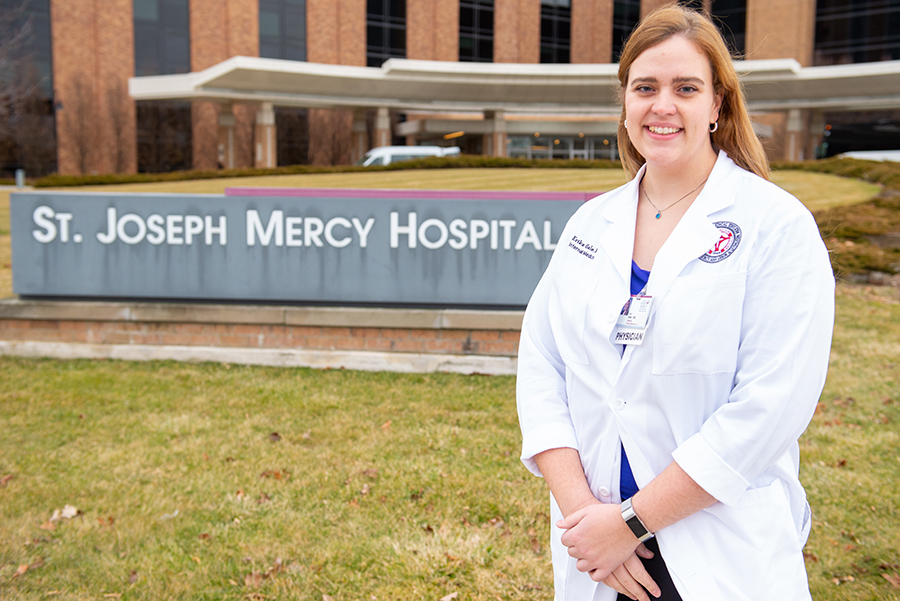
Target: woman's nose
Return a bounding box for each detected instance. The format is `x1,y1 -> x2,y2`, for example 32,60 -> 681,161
652,90 -> 677,115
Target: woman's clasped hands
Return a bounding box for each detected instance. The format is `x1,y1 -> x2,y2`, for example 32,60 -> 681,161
557,503 -> 662,601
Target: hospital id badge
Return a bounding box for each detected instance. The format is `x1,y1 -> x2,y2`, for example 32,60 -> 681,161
614,295 -> 652,346
617,295 -> 652,328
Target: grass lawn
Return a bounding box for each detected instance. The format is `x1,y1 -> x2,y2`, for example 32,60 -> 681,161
0,284 -> 898,600
0,362 -> 545,600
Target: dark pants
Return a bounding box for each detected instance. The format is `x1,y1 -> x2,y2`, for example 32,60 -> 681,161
615,538 -> 683,601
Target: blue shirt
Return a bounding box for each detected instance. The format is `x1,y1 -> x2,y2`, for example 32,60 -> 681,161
620,260 -> 650,500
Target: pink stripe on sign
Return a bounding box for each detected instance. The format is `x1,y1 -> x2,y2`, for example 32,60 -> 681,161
225,187 -> 597,201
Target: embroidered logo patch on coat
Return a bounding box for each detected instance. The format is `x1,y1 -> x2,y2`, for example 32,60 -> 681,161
699,221 -> 742,263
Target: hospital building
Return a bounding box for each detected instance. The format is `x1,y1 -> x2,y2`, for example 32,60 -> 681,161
1,0 -> 899,177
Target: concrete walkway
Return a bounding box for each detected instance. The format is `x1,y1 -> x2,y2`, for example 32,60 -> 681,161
0,340 -> 517,376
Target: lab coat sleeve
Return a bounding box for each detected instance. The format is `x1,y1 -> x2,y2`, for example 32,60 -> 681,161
517,261 -> 580,478
672,210 -> 835,506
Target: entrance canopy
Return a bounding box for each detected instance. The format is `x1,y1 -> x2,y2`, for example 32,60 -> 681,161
129,56 -> 900,114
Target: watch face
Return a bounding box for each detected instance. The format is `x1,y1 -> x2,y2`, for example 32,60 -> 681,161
622,501 -> 652,541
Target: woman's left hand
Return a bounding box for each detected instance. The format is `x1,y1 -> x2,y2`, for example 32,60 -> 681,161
557,503 -> 641,579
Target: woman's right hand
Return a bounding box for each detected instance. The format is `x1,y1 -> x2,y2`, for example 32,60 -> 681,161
597,544 -> 660,600
534,449 -> 660,598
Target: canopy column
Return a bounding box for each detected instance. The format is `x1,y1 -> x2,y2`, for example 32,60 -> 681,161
484,110 -> 507,157
254,102 -> 277,168
374,107 -> 391,148
351,108 -> 368,163
217,104 -> 236,169
786,108 -> 805,161
808,109 -> 826,158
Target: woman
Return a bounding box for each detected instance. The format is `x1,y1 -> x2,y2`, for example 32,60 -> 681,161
516,5 -> 834,601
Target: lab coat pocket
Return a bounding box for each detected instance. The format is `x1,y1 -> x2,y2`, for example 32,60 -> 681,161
652,271 -> 747,375
701,481 -> 805,593
548,271 -> 590,365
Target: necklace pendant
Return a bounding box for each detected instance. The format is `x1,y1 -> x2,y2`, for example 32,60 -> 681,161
655,212 -> 661,219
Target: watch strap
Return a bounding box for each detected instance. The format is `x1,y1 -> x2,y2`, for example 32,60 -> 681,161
621,497 -> 654,543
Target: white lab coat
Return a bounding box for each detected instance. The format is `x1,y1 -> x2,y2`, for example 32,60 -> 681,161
517,152 -> 834,601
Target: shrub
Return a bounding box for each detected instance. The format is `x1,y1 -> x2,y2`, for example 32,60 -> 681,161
32,164 -> 381,188
32,156 -> 622,188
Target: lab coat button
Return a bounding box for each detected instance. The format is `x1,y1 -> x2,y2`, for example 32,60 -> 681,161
598,486 -> 611,498
614,398 -> 625,409
607,313 -> 617,323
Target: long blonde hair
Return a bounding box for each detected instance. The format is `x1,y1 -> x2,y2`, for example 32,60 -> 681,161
616,4 -> 770,180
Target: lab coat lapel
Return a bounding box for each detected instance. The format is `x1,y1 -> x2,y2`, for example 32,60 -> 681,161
598,167 -> 641,291
648,152 -> 738,301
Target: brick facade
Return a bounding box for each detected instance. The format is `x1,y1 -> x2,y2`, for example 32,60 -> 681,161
189,0 -> 259,170
494,0 -> 540,63
0,302 -> 523,358
745,0 -> 816,66
407,0 -> 459,61
306,0 -> 365,166
48,0 -> 830,173
307,0 -> 366,66
0,320 -> 520,356
640,0 -> 673,19
572,0 -> 614,64
51,0 -> 136,175
744,0 -> 818,160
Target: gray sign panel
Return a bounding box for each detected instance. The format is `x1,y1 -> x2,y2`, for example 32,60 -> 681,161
11,189 -> 588,307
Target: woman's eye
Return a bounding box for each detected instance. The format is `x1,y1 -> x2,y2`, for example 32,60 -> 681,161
635,85 -> 654,93
678,85 -> 698,93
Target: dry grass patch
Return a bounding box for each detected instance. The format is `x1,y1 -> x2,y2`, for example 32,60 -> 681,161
815,193 -> 900,276
0,364 -> 550,600
771,171 -> 880,211
0,234 -> 10,300
802,283 -> 900,601
0,282 -> 899,600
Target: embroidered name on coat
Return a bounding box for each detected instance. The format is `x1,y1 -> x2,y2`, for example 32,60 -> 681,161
568,235 -> 597,260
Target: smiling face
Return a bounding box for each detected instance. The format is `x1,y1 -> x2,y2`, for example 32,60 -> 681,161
624,35 -> 723,177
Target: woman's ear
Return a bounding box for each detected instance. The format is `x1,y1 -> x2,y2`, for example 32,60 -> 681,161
711,91 -> 724,124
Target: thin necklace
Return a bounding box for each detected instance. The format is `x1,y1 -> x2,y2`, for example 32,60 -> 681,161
641,177 -> 708,219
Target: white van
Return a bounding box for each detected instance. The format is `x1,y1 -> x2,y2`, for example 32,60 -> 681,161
354,145 -> 460,167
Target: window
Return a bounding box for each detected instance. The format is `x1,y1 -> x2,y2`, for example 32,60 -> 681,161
134,0 -> 191,173
613,1 -> 745,60
459,0 -> 493,62
815,0 -> 900,65
709,0 -> 746,55
678,0 -> 746,55
259,0 -> 306,61
258,2 -> 309,166
276,107 -> 309,166
0,0 -> 53,97
136,100 -> 192,172
612,0 -> 640,61
540,0 -> 570,64
507,134 -> 617,160
134,0 -> 190,76
367,0 -> 406,67
0,0 -> 57,176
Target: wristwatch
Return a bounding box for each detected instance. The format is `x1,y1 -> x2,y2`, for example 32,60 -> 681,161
621,498 -> 654,543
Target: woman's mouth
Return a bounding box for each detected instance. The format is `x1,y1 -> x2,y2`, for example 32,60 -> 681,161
647,125 -> 682,135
